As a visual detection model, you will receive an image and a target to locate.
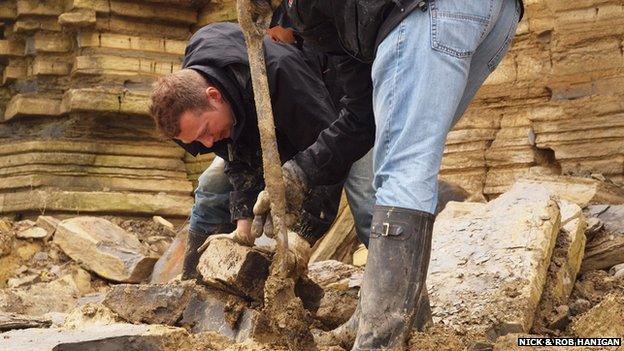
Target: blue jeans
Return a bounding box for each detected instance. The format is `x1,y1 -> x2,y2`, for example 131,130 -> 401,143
371,0 -> 521,214
190,153 -> 376,242
189,157 -> 234,234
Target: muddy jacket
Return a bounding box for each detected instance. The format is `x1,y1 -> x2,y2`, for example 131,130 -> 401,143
177,23 -> 342,239
285,0 -> 525,186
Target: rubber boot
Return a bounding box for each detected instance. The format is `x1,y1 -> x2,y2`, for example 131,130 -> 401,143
181,229 -> 207,280
352,205 -> 434,350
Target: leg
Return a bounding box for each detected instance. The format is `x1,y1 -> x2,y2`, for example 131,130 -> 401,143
354,0 -> 520,349
344,149 -> 375,247
183,157 -> 236,280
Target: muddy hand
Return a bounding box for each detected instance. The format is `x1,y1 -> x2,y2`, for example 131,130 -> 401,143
251,160 -> 309,237
285,230 -> 312,277
197,225 -> 258,253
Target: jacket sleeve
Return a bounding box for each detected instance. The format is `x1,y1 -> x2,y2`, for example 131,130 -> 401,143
266,42 -> 338,153
294,55 -> 376,186
223,158 -> 265,222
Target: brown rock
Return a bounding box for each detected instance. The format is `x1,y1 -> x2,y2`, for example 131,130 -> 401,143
581,205 -> 624,272
103,282 -> 195,325
571,293 -> 624,338
0,274 -> 82,316
54,217 -> 157,283
150,228 -> 187,283
0,219 -> 13,257
180,285 -> 265,343
16,226 -> 48,239
0,312 -> 51,331
197,239 -> 270,301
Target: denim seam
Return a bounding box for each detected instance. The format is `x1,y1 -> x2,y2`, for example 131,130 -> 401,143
436,11 -> 489,24
487,1 -> 520,70
382,20 -> 406,159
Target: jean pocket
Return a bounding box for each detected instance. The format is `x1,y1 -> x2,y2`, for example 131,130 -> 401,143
430,0 -> 495,58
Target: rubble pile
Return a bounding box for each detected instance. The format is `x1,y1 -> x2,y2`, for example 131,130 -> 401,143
0,174 -> 621,350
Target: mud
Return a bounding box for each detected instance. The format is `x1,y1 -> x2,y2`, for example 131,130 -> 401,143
407,325 -> 467,351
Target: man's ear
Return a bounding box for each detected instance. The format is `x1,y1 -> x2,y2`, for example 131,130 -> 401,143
205,86 -> 222,103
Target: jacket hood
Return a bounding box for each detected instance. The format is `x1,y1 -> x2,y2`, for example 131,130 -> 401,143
177,23 -> 254,156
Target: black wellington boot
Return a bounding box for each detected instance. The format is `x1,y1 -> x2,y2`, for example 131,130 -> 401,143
181,229 -> 208,280
352,205 -> 435,350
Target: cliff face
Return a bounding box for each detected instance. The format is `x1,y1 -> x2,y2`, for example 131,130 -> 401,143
0,0 -> 622,217
441,0 -> 624,199
0,0 -> 235,217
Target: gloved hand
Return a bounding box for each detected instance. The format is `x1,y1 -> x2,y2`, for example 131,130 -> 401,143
251,160 -> 310,238
284,230 -> 312,277
197,219 -> 259,253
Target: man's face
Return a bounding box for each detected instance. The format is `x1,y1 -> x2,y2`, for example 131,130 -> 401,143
175,87 -> 234,148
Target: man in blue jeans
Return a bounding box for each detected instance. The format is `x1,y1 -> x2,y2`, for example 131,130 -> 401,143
250,0 -> 524,349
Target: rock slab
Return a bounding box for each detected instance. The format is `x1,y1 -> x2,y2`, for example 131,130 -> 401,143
54,216 -> 157,283
0,323 -> 190,350
428,182 -> 561,339
197,239 -> 270,301
102,282 -> 195,325
582,205 -> 624,272
150,227 -> 187,283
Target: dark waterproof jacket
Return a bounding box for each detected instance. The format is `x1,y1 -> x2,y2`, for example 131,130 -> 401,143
285,0 -> 525,186
178,22 -> 342,239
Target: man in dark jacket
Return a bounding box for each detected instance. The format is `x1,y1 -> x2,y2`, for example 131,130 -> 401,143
250,0 -> 525,349
150,22 -> 360,279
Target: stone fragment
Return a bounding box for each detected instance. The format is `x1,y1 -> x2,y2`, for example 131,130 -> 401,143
180,285 -> 264,343
609,263 -> 624,276
0,275 -> 82,316
581,205 -> 624,272
0,323 -> 190,350
16,226 -> 48,239
153,215 -> 174,230
428,183 -> 560,339
197,239 -> 270,301
0,312 -> 51,331
307,260 -> 363,289
150,228 -> 187,283
58,9 -> 96,27
515,175 -> 624,207
7,274 -> 38,288
103,282 -> 194,325
0,219 -> 13,257
63,302 -> 122,329
352,244 -> 367,267
533,201 -> 587,332
571,293 -> 624,338
54,217 -> 157,283
35,215 -> 61,239
584,217 -> 603,239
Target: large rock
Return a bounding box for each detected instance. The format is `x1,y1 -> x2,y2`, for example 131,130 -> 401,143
428,182 -> 561,339
54,217 -> 157,283
180,285 -> 265,343
197,239 -> 271,301
571,293 -> 624,339
581,205 -> 624,272
0,312 -> 51,331
533,200 -> 587,332
102,282 -> 195,325
150,228 -> 187,283
515,175 -> 624,208
0,323 -> 190,350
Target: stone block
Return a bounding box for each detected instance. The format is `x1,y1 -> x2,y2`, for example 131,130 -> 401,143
35,215 -> 61,238
58,9 -> 96,27
4,95 -> 62,121
180,285 -> 264,343
0,40 -> 24,57
428,182 -> 560,339
150,228 -> 186,283
54,217 -> 157,283
514,175 -> 624,207
198,239 -> 271,301
103,282 -> 195,325
0,323 -> 190,350
571,293 -> 624,338
582,205 -> 624,272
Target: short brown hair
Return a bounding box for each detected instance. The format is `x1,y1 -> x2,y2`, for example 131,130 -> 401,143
150,69 -> 212,138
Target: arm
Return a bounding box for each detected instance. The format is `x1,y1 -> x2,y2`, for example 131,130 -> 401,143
293,55 -> 376,186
